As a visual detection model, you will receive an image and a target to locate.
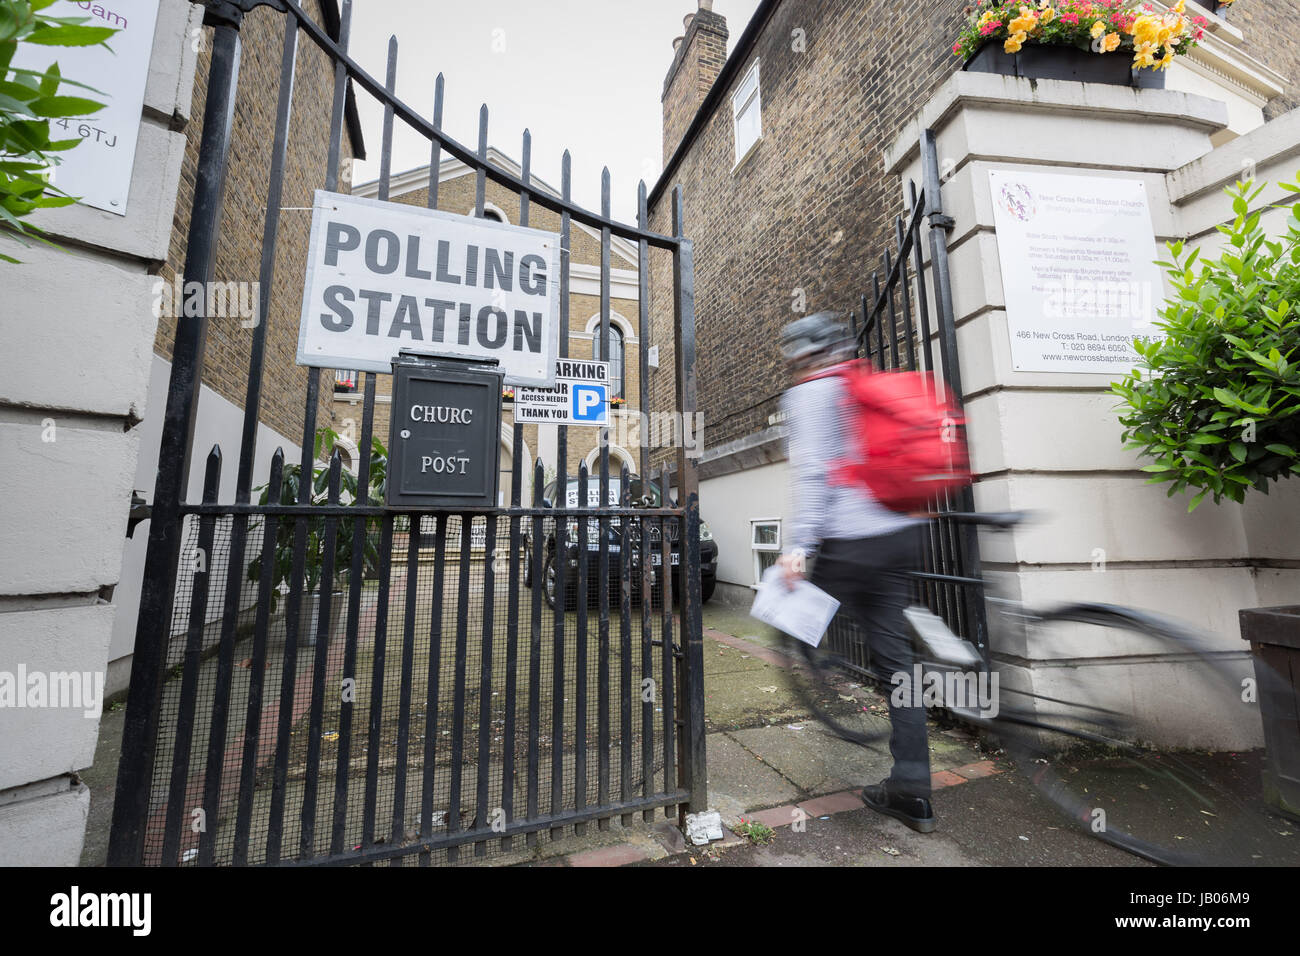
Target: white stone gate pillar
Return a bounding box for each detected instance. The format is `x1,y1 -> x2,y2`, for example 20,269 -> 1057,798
0,0 -> 201,864
886,72 -> 1300,749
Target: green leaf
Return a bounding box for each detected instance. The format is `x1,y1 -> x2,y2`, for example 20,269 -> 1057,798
38,60 -> 58,96
28,94 -> 103,117
24,24 -> 116,46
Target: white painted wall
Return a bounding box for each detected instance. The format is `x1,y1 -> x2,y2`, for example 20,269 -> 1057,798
0,0 -> 201,865
699,460 -> 789,592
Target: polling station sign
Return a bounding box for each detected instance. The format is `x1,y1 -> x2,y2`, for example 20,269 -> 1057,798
515,359 -> 610,426
297,191 -> 561,385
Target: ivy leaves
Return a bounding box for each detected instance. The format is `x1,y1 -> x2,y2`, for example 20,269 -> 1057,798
1112,176 -> 1300,511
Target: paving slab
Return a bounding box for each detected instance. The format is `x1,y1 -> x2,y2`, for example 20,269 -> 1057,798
746,806 -> 803,829
726,721 -> 894,796
704,732 -> 802,824
702,664 -> 814,733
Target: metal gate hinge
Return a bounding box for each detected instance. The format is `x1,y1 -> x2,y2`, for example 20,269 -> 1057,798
199,0 -> 287,30
928,213 -> 956,232
126,492 -> 150,538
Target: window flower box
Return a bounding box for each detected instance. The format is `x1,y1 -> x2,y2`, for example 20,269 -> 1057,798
964,38 -> 1166,88
954,1 -> 1212,90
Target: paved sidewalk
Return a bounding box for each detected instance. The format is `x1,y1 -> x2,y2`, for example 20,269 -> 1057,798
524,602 -> 1143,867
80,599 -> 1298,867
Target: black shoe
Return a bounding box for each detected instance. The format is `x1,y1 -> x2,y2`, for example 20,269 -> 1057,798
860,782 -> 936,833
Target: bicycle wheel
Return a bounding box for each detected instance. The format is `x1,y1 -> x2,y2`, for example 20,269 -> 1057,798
987,602 -> 1285,866
774,617 -> 894,749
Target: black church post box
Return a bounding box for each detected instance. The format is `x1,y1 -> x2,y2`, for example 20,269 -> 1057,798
387,352 -> 504,508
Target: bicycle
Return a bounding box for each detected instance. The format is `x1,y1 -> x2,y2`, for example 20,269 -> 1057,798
774,511 -> 1282,866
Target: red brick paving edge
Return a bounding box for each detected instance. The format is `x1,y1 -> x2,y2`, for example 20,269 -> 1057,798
704,627 -> 799,670
549,761 -> 1007,865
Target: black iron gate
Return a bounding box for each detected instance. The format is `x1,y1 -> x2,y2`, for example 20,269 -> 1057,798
108,0 -> 706,866
824,129 -> 989,676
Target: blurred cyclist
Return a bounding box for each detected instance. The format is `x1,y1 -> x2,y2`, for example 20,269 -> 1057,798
776,311 -> 934,833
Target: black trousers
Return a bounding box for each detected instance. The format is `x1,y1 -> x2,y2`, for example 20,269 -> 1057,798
810,525 -> 931,799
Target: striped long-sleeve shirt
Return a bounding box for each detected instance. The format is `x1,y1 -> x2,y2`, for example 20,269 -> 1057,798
782,373 -> 919,556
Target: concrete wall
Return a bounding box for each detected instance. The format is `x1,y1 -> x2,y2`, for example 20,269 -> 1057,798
883,73 -> 1300,748
0,0 -> 201,864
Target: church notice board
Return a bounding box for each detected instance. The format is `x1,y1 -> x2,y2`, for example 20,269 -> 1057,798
988,169 -> 1165,374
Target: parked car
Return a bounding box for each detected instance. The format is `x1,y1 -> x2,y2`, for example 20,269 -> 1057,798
522,472 -> 718,611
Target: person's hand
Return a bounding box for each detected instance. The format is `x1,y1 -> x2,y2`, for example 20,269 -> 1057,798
777,549 -> 807,591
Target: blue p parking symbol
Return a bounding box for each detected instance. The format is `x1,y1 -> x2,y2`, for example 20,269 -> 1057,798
572,384 -> 606,422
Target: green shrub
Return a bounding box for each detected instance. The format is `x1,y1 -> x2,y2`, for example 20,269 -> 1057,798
1112,177 -> 1300,511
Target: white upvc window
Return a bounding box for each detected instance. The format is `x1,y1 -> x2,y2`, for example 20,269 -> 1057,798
750,518 -> 781,586
731,60 -> 762,168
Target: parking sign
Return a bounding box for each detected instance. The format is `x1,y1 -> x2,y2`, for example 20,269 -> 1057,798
515,359 -> 611,426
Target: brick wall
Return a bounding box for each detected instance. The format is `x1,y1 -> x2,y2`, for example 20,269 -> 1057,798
648,0 -> 968,452
663,9 -> 730,163
154,0 -> 356,455
1219,0 -> 1300,118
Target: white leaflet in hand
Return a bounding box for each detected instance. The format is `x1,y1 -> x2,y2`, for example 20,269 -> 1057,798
749,565 -> 841,647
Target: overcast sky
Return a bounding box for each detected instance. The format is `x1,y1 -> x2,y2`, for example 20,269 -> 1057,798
347,0 -> 762,222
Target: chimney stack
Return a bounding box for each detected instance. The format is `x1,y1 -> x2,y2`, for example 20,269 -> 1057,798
662,2 -> 729,164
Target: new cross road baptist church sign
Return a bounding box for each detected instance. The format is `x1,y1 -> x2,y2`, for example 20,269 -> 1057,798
296,191 -> 562,386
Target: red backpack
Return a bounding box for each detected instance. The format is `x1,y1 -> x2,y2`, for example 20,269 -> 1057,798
803,360 -> 971,513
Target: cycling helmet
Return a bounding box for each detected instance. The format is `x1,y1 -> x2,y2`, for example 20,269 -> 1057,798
779,311 -> 853,369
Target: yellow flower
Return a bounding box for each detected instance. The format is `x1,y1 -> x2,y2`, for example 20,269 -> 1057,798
1103,32 -> 1121,53
1005,30 -> 1027,54
1173,0 -> 1185,12
1009,7 -> 1037,33
1158,44 -> 1177,70
1133,40 -> 1159,69
1090,20 -> 1107,39
1132,15 -> 1161,47
1039,5 -> 1055,25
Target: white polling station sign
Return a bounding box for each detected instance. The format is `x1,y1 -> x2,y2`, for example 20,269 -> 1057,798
515,358 -> 610,426
296,190 -> 561,386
